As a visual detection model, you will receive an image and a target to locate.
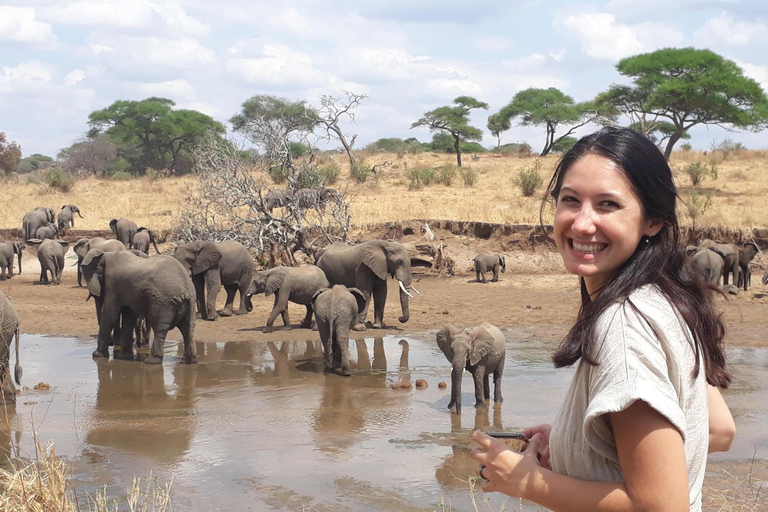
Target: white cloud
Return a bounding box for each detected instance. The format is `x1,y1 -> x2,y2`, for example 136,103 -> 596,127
555,12 -> 644,60
694,12 -> 768,46
175,100 -> 222,118
136,79 -> 195,99
0,61 -> 54,93
472,36 -> 515,52
549,49 -> 567,62
89,36 -> 216,69
339,47 -> 432,82
268,7 -> 311,35
64,69 -> 86,86
422,78 -> 484,98
632,21 -> 685,49
0,6 -> 57,45
43,0 -> 209,37
87,41 -> 116,55
736,61 -> 768,92
227,44 -> 331,88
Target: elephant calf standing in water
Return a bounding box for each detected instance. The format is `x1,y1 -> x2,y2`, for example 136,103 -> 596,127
437,323 -> 506,415
26,238 -> 70,284
247,265 -> 329,333
0,290 -> 22,405
311,285 -> 367,376
474,252 -> 506,283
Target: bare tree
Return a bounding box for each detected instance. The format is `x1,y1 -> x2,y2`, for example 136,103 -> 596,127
316,91 -> 368,168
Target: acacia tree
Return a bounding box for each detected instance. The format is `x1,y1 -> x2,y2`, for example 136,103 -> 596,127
596,48 -> 768,159
0,132 -> 22,174
495,88 -> 613,157
316,91 -> 368,168
487,112 -> 511,148
411,96 -> 489,167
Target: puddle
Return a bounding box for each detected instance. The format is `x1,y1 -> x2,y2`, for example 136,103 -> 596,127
1,333 -> 766,511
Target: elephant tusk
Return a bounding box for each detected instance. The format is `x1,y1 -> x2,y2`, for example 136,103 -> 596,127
410,285 -> 421,295
399,280 -> 414,298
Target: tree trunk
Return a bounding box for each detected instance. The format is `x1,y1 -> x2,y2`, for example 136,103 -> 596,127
330,125 -> 356,168
453,134 -> 462,167
663,126 -> 685,161
540,123 -> 555,157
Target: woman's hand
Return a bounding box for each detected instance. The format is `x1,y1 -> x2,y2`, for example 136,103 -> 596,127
522,424 -> 552,468
470,430 -> 544,498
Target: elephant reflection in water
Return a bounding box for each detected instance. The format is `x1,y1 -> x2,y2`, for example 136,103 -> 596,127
188,341 -> 259,388
86,359 -> 196,463
436,405 -> 504,491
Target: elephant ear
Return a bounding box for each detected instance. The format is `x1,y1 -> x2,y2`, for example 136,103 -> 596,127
13,242 -> 22,254
361,244 -> 388,281
347,287 -> 367,315
192,241 -> 222,275
469,326 -> 495,366
436,324 -> 461,362
264,268 -> 286,296
25,238 -> 43,248
82,250 -> 105,297
74,239 -> 90,258
109,218 -> 118,234
311,287 -> 329,305
58,241 -> 70,255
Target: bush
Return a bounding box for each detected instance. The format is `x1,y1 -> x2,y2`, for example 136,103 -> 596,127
686,191 -> 712,223
43,168 -> 75,192
317,160 -> 341,185
492,142 -> 532,155
350,161 -> 370,183
515,159 -> 544,196
436,164 -> 457,186
683,161 -> 718,186
295,167 -> 324,189
405,167 -> 438,190
111,171 -> 133,181
106,157 -> 131,176
364,137 -> 425,154
460,167 -> 477,187
680,143 -> 692,152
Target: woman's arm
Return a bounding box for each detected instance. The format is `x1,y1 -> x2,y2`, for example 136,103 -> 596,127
708,384 -> 735,453
472,400 -> 690,511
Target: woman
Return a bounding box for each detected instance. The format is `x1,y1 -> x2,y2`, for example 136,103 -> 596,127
470,127 -> 734,511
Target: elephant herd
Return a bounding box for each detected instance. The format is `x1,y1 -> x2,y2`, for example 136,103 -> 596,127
686,239 -> 763,291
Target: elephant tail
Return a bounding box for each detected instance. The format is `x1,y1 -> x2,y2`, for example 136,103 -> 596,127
14,326 -> 22,386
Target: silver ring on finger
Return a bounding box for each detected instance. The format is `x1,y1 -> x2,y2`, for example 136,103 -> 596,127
478,465 -> 487,480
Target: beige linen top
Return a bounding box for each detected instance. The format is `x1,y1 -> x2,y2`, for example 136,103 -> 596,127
549,285 -> 708,511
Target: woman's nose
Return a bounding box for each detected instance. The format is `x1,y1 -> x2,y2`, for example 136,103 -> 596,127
572,205 -> 597,235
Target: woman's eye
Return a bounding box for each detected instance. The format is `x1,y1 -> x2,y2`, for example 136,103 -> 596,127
560,195 -> 577,203
600,200 -> 619,208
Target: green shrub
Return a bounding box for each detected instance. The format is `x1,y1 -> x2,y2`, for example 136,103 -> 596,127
111,171 -> 133,181
106,157 -> 131,176
492,142 -> 532,155
686,191 -> 712,223
436,164 -> 457,186
515,159 -> 544,196
318,160 -> 341,185
405,167 -> 438,190
460,167 -> 478,187
350,161 -> 370,183
295,167 -> 324,189
43,168 -> 75,192
683,161 -> 718,186
680,143 -> 692,152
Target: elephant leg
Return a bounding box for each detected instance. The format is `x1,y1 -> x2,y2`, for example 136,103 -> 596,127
93,305 -> 118,358
115,308 -> 136,360
371,281 -> 387,329
193,275 -> 206,319
144,327 -> 169,364
176,310 -> 197,365
449,366 -> 462,415
353,282 -> 372,331
483,371 -> 490,400
220,285 -> 237,317
236,282 -> 250,315
492,266 -> 499,282
39,267 -> 46,284
472,367 -> 487,408
336,326 -> 352,377
475,269 -> 480,282
493,367 -> 503,403
300,304 -> 313,329
317,318 -> 333,373
77,262 -> 83,287
204,269 -> 221,321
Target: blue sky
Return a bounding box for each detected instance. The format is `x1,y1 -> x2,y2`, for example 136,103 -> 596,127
2,0 -> 767,157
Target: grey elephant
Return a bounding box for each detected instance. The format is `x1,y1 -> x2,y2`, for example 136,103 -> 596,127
57,204 -> 83,232
81,249 -> 197,364
437,323 -> 506,415
25,238 -> 70,284
21,206 -> 55,244
738,242 -> 759,291
474,252 -> 506,283
0,291 -> 22,405
316,240 -> 418,331
311,285 -> 367,376
109,218 -> 138,246
691,249 -> 724,285
264,189 -> 292,212
247,265 -> 329,332
73,237 -> 127,287
131,227 -> 161,255
172,240 -> 254,320
35,223 -> 58,241
0,241 -> 23,279
699,240 -> 739,285
295,187 -> 339,210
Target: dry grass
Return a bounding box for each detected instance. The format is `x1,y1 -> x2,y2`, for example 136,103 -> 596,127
2,149 -> 768,231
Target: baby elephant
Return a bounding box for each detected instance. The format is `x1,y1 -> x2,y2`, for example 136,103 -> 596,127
437,322 -> 506,415
311,285 -> 367,376
247,265 -> 329,333
26,238 -> 70,284
0,290 -> 22,405
474,252 -> 506,283
0,241 -> 23,279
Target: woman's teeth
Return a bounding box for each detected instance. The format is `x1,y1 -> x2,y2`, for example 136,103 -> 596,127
572,241 -> 607,253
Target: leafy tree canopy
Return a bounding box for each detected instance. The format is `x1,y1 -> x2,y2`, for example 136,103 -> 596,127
550,136 -> 578,154
364,137 -> 425,153
88,97 -> 225,174
487,112 -> 512,148
14,153 -> 53,174
429,132 -> 487,153
411,96 -> 489,166
230,94 -> 319,143
496,87 -> 613,157
0,132 -> 22,174
596,47 -> 768,159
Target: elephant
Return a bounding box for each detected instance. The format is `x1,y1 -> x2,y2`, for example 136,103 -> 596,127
172,240 -> 255,320
0,291 -> 22,405
25,238 -> 70,284
0,241 -> 22,279
109,218 -> 138,247
264,189 -> 292,212
474,252 -> 506,283
57,204 -> 83,232
247,265 -> 329,332
73,237 -> 127,287
311,285 -> 367,376
80,248 -> 197,364
295,187 -> 339,210
21,206 -> 55,244
437,322 -> 506,415
35,223 -> 58,240
315,240 -> 418,331
738,242 -> 759,291
699,240 -> 739,285
691,249 -> 724,285
131,227 -> 161,255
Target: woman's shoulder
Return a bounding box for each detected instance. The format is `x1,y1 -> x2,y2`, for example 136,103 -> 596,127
596,284 -> 679,332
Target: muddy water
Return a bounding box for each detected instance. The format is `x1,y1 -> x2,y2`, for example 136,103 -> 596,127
2,333 -> 766,511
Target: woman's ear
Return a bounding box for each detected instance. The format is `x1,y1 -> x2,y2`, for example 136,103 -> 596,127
645,219 -> 664,238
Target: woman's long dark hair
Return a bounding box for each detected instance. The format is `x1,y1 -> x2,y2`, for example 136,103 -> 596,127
541,126 -> 731,388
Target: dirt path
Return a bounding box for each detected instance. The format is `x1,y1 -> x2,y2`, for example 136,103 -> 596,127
3,250 -> 767,348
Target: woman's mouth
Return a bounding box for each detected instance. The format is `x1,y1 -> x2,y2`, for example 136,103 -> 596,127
570,240 -> 608,254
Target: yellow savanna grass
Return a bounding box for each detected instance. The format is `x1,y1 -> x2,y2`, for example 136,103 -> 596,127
2,149 -> 768,232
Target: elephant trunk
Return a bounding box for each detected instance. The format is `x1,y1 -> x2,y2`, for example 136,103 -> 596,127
451,362 -> 464,415
17,251 -> 22,275
77,262 -> 82,287
152,237 -> 161,255
398,282 -> 410,323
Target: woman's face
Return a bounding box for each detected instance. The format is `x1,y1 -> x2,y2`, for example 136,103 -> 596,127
554,152 -> 658,294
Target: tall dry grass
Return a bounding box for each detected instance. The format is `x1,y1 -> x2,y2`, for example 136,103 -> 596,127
2,149 -> 768,232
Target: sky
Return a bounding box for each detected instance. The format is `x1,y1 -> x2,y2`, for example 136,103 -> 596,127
2,0 -> 768,157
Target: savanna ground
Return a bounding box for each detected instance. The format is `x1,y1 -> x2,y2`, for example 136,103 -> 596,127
2,149 -> 768,510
